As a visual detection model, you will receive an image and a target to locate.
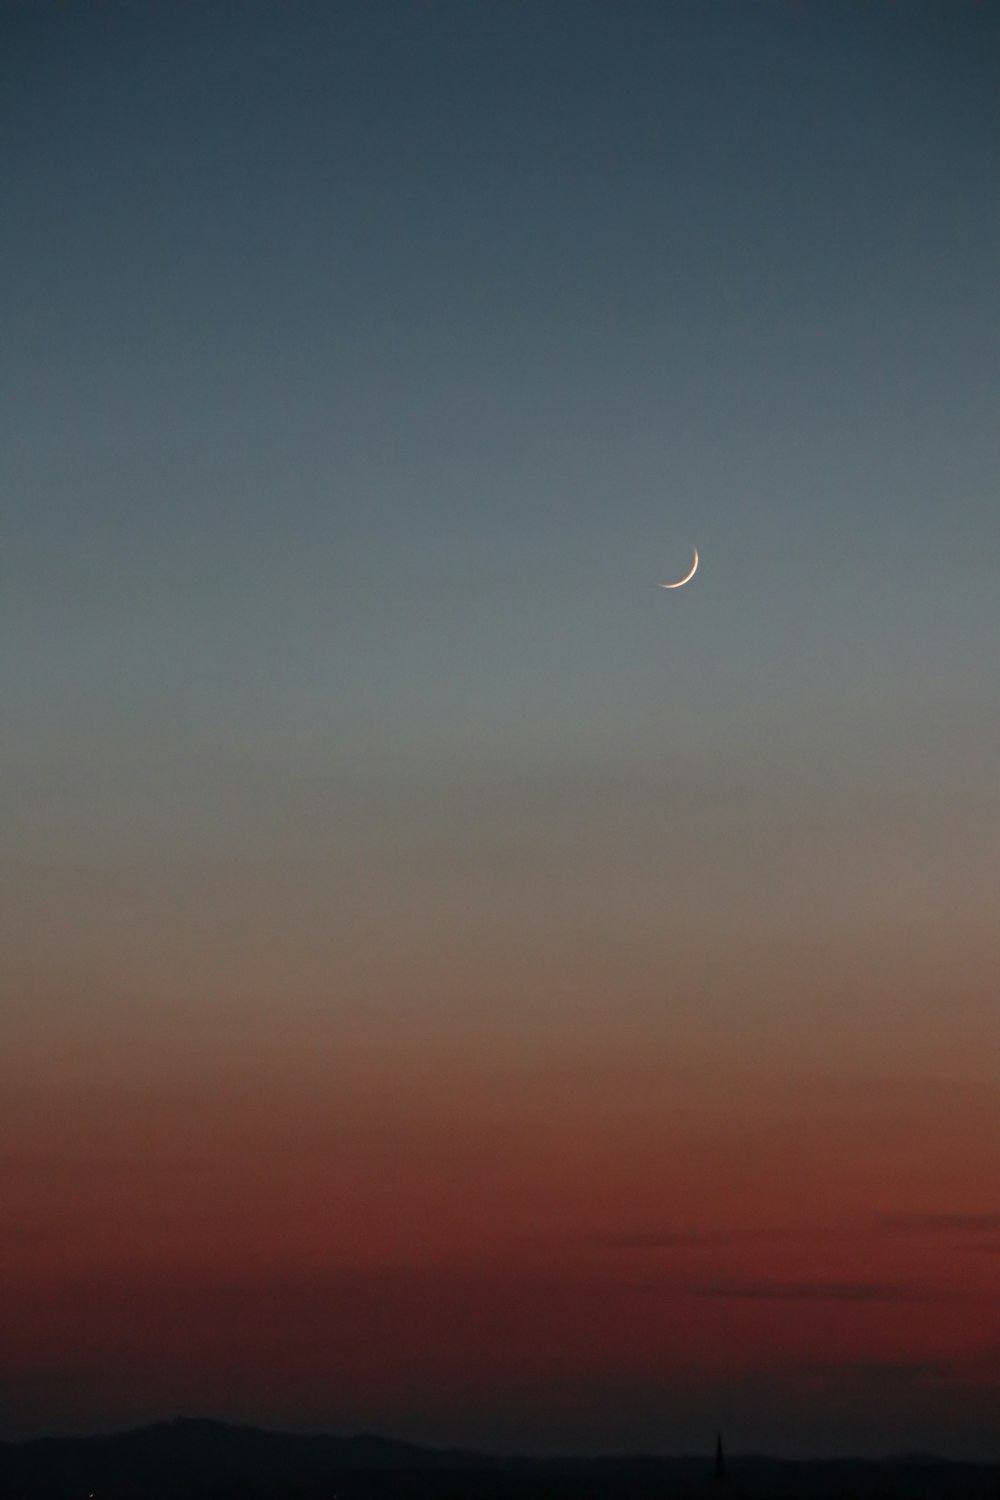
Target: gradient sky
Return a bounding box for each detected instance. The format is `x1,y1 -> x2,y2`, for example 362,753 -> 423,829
3,0 -> 999,1460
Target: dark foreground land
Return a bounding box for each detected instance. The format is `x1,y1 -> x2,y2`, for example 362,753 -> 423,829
1,1419 -> 997,1500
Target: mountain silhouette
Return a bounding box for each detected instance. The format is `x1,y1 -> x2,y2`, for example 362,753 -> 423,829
1,1418 -> 998,1499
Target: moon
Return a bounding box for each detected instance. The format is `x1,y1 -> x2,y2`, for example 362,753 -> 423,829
660,548 -> 699,589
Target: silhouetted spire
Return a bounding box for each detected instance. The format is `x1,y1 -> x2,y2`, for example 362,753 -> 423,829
714,1431 -> 727,1483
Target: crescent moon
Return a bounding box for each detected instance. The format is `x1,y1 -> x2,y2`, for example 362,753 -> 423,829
660,548 -> 699,589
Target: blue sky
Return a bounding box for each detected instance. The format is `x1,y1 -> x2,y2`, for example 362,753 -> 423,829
2,0 -> 999,1454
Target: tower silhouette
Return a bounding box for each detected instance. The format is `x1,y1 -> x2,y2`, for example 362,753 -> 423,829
714,1431 -> 727,1484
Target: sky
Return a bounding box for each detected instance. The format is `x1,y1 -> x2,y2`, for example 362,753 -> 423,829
2,0 -> 999,1460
